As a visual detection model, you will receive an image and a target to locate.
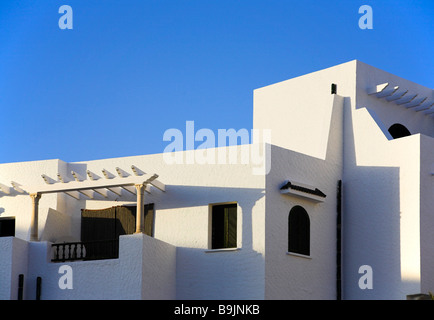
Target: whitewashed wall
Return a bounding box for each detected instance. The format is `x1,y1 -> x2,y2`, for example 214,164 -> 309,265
254,73 -> 344,299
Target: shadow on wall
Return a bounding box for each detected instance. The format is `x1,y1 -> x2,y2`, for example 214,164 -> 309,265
343,96 -> 408,300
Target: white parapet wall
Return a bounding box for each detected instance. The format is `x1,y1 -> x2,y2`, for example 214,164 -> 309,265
0,237 -> 29,300
5,234 -> 176,300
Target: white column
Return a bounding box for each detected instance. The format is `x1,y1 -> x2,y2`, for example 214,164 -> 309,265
134,184 -> 145,234
30,193 -> 41,241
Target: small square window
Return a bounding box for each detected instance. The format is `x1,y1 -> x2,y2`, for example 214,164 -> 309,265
331,83 -> 337,94
211,204 -> 237,249
0,217 -> 15,237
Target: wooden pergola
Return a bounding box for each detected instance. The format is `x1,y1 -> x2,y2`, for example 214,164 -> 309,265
19,165 -> 166,241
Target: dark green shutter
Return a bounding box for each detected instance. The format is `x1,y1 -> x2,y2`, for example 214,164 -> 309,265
144,203 -> 155,237
81,207 -> 116,242
225,205 -> 237,248
115,206 -> 136,237
81,207 -> 116,259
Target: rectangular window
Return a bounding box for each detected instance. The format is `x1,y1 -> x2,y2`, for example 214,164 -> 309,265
211,203 -> 237,249
0,217 -> 15,237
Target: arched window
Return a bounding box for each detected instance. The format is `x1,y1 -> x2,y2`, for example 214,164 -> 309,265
388,123 -> 411,139
288,206 -> 310,256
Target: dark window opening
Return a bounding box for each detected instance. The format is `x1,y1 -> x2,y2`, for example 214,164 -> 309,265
388,123 -> 411,139
0,217 -> 15,237
331,83 -> 337,94
288,206 -> 310,256
211,203 -> 237,249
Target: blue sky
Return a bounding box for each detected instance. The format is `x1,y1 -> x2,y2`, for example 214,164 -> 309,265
0,0 -> 433,164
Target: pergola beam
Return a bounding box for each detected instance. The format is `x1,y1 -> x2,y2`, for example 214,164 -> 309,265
93,188 -> 109,198
121,186 -> 136,195
64,191 -> 80,200
22,173 -> 162,195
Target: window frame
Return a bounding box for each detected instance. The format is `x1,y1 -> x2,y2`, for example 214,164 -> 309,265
208,202 -> 238,250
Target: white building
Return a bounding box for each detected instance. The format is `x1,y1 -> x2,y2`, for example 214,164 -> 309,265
1,60 -> 433,300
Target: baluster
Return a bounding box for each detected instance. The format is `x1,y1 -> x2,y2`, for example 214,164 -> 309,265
53,245 -> 58,261
59,244 -> 62,261
81,242 -> 86,259
60,244 -> 64,261
72,243 -> 77,260
63,244 -> 67,261
61,244 -> 65,261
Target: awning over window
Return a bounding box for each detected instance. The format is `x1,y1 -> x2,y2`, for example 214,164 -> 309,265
280,180 -> 326,203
